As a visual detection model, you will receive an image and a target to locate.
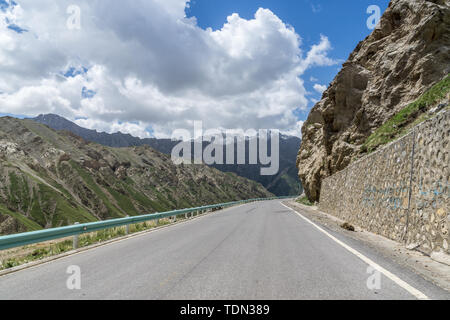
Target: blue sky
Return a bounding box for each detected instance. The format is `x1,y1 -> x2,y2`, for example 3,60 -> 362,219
0,0 -> 391,138
187,0 -> 390,119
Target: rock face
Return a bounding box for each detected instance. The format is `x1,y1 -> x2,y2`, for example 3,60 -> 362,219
298,0 -> 450,201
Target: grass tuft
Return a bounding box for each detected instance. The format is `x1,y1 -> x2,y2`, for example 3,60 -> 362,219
0,218 -> 178,271
296,196 -> 314,206
363,75 -> 449,153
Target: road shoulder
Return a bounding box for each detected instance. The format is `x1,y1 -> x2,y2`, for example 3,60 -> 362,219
283,200 -> 450,293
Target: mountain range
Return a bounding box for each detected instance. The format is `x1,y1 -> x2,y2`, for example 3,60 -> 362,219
33,114 -> 302,196
0,117 -> 273,235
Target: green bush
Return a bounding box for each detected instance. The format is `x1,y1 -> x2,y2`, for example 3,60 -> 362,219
363,75 -> 449,153
2,258 -> 21,269
296,196 -> 314,206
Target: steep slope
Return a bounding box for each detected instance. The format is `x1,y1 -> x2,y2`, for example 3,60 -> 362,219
33,114 -> 302,196
298,0 -> 450,201
0,117 -> 273,235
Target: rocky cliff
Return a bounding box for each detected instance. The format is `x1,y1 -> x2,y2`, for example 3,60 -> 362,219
297,0 -> 450,201
0,117 -> 273,235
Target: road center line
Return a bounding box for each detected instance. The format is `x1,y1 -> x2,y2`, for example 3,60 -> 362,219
280,202 -> 430,300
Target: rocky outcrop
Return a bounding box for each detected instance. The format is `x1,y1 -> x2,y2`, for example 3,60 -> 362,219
298,0 -> 450,201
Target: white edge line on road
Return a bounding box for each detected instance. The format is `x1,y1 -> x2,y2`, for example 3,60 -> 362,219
280,203 -> 430,300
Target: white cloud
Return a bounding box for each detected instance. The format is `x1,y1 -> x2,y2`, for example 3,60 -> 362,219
311,4 -> 322,14
0,0 -> 338,138
281,120 -> 304,138
300,35 -> 336,72
74,118 -> 152,139
313,83 -> 327,94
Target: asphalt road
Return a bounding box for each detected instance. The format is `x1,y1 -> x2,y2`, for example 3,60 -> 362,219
0,200 -> 448,300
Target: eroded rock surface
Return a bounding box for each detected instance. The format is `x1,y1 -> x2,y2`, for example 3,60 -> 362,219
298,0 -> 450,201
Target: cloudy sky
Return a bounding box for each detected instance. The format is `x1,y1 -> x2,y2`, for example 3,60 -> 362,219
0,0 -> 389,138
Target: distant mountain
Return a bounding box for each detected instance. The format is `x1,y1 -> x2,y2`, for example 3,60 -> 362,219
33,114 -> 302,196
0,116 -> 273,235
210,134 -> 302,196
32,114 -> 177,154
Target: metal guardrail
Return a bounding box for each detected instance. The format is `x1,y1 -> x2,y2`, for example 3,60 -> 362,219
0,196 -> 292,251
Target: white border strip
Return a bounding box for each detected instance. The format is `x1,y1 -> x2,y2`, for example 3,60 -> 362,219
281,203 -> 430,300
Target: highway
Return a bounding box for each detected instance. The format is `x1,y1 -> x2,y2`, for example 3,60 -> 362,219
0,200 -> 448,300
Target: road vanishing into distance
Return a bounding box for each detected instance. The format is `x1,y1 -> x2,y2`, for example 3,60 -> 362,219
0,200 -> 448,300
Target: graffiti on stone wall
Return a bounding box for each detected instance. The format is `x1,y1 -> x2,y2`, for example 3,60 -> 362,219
320,111 -> 449,254
362,180 -> 449,211
415,180 -> 449,210
362,184 -> 409,211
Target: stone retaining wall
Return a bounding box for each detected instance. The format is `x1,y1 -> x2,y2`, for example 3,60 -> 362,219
319,111 -> 449,255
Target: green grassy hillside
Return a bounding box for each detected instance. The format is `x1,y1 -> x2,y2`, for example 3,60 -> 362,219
362,75 -> 449,153
0,117 -> 273,235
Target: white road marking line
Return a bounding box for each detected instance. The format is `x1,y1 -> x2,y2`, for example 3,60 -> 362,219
281,203 -> 430,300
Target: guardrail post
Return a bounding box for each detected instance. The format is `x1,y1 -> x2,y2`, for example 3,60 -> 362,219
73,222 -> 79,249
125,216 -> 130,235
174,214 -> 177,223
